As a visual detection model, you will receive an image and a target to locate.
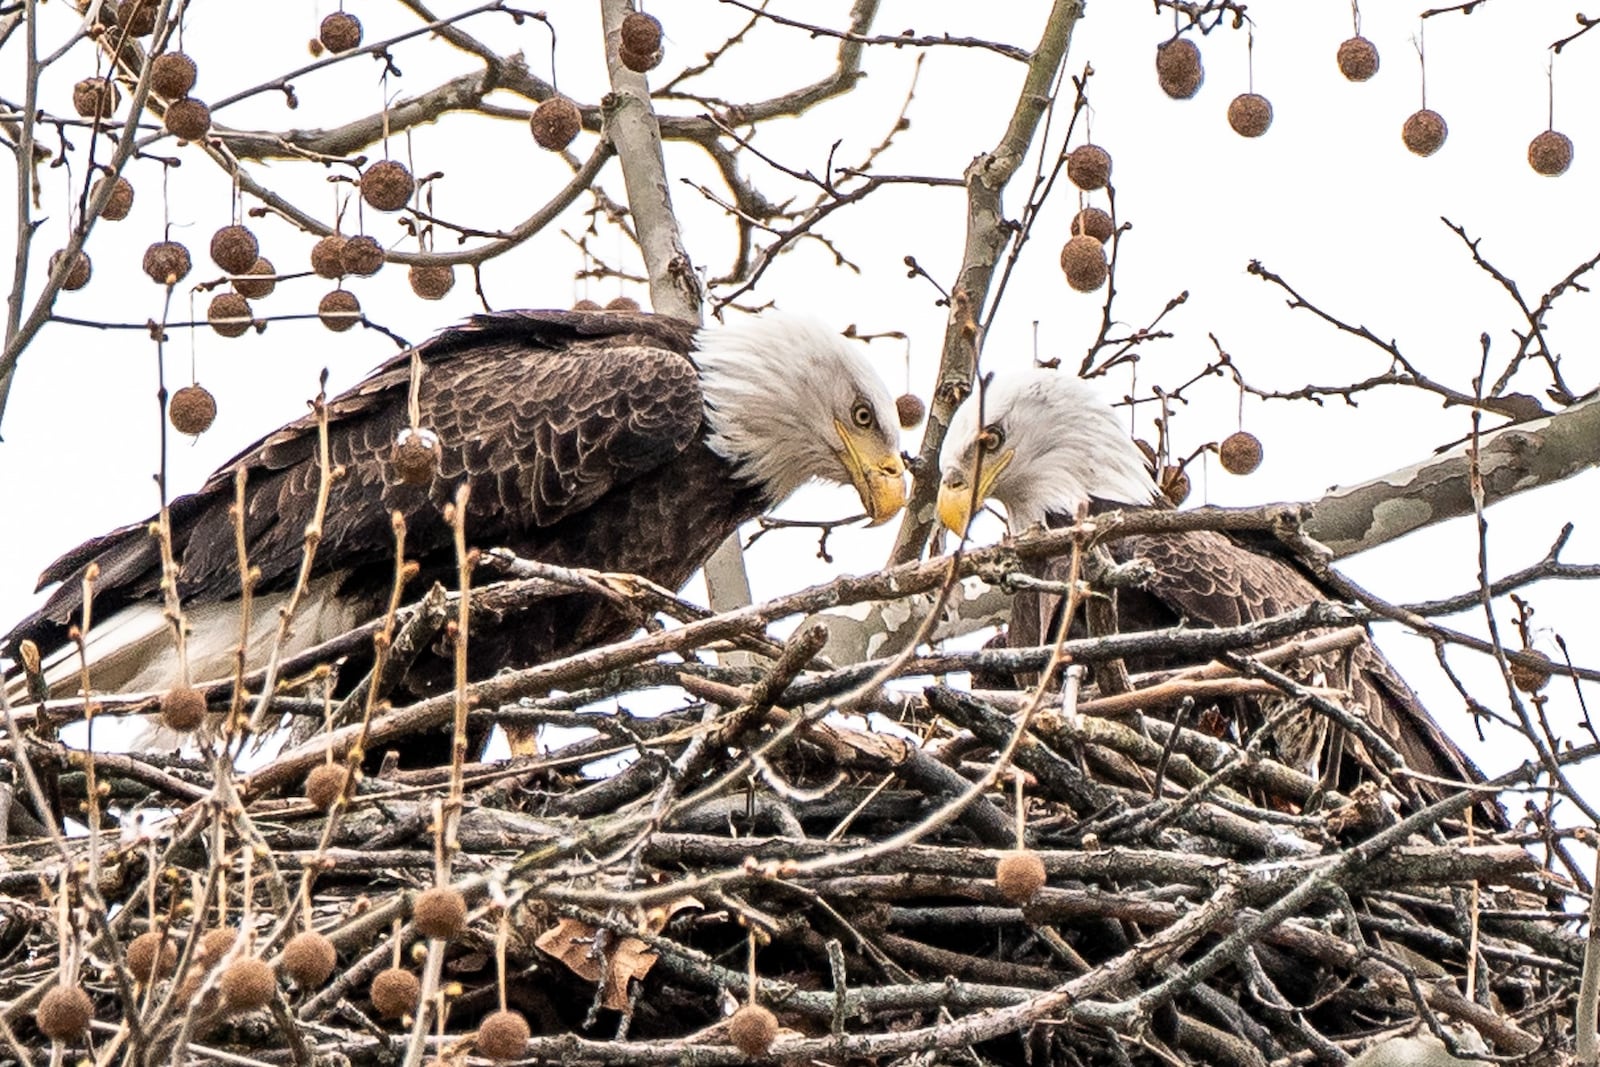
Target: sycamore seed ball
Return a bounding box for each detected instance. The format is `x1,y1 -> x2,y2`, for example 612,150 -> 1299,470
606,295 -> 641,312
165,97 -> 211,141
1065,144 -> 1111,191
995,850 -> 1047,905
621,12 -> 663,54
304,762 -> 349,811
530,97 -> 582,151
127,930 -> 178,982
362,160 -> 415,212
1059,234 -> 1108,293
369,967 -> 420,1019
341,235 -> 385,277
93,175 -> 134,220
572,298 -> 603,311
476,1009 -> 532,1061
49,249 -> 92,291
168,386 -> 217,437
320,11 -> 363,53
392,427 -> 443,486
1511,650 -> 1554,694
1529,130 -> 1573,177
210,225 -> 259,275
1071,206 -> 1114,244
319,289 -> 361,332
160,684 -> 207,731
1218,431 -> 1263,475
234,257 -> 277,299
1402,109 -> 1447,157
1227,93 -> 1273,138
220,957 -> 276,1012
412,886 -> 468,940
35,985 -> 94,1042
143,240 -> 191,285
727,1003 -> 778,1057
895,393 -> 925,429
281,931 -> 337,988
1155,38 -> 1204,99
200,927 -> 239,965
73,78 -> 119,120
621,42 -> 663,73
1336,36 -> 1379,82
116,0 -> 156,36
1161,465 -> 1190,506
408,263 -> 455,300
150,51 -> 198,99
311,235 -> 348,279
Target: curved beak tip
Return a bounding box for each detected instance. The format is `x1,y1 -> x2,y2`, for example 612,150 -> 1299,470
937,485 -> 972,537
862,461 -> 907,526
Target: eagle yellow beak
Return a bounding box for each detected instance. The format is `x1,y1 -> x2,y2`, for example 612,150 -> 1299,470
937,450 -> 1013,537
834,419 -> 907,525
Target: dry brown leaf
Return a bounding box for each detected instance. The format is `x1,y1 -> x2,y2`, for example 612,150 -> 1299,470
535,917 -> 658,1011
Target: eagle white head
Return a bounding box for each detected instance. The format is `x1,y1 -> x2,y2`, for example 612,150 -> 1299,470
938,367 -> 1157,535
695,311 -> 906,523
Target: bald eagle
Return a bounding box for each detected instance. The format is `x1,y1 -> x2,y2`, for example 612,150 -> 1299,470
4,309 -> 906,746
935,367 -> 1487,808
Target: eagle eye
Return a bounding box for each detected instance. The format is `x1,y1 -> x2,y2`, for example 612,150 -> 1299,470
979,424 -> 1005,452
851,402 -> 875,429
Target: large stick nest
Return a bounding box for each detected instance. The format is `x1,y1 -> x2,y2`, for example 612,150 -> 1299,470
0,526 -> 1580,1066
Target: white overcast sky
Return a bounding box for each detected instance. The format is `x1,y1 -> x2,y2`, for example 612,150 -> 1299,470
3,2 -> 1598,781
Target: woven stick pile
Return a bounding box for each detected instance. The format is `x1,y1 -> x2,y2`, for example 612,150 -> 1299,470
0,526 -> 1580,1066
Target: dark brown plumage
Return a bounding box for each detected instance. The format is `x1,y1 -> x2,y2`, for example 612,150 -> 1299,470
5,309 -> 905,760
939,368 -> 1495,823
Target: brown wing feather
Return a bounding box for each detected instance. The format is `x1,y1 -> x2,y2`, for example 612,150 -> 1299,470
8,310 -> 706,654
1022,520 -> 1489,813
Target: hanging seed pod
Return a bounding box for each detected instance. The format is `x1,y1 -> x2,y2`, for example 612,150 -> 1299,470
1065,144 -> 1111,190
1059,235 -> 1108,293
127,931 -> 178,982
530,97 -> 582,151
319,12 -> 363,53
143,240 -> 192,285
234,257 -> 277,299
1070,206 -> 1115,244
303,763 -> 349,812
361,160 -> 415,212
895,394 -> 925,429
408,263 -> 455,300
412,886 -> 468,940
477,1010 -> 532,1061
92,175 -> 134,220
1218,431 -> 1263,474
207,292 -> 253,338
369,968 -> 420,1019
1227,93 -> 1273,138
1528,130 -> 1573,177
210,224 -> 259,275
995,850 -> 1047,904
49,250 -> 92,291
73,78 -> 120,120
1402,110 -> 1447,157
1336,36 -> 1379,82
159,684 -> 207,728
1160,465 -> 1190,506
115,0 -> 156,37
149,52 -> 198,99
391,427 -> 443,486
167,388 -> 217,437
1511,650 -> 1554,694
35,986 -> 94,1042
220,958 -> 276,1012
727,1004 -> 778,1057
310,235 -> 348,279
1156,38 -> 1204,99
281,932 -> 337,988
165,97 -> 211,141
340,235 -> 385,277
318,289 -> 361,332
